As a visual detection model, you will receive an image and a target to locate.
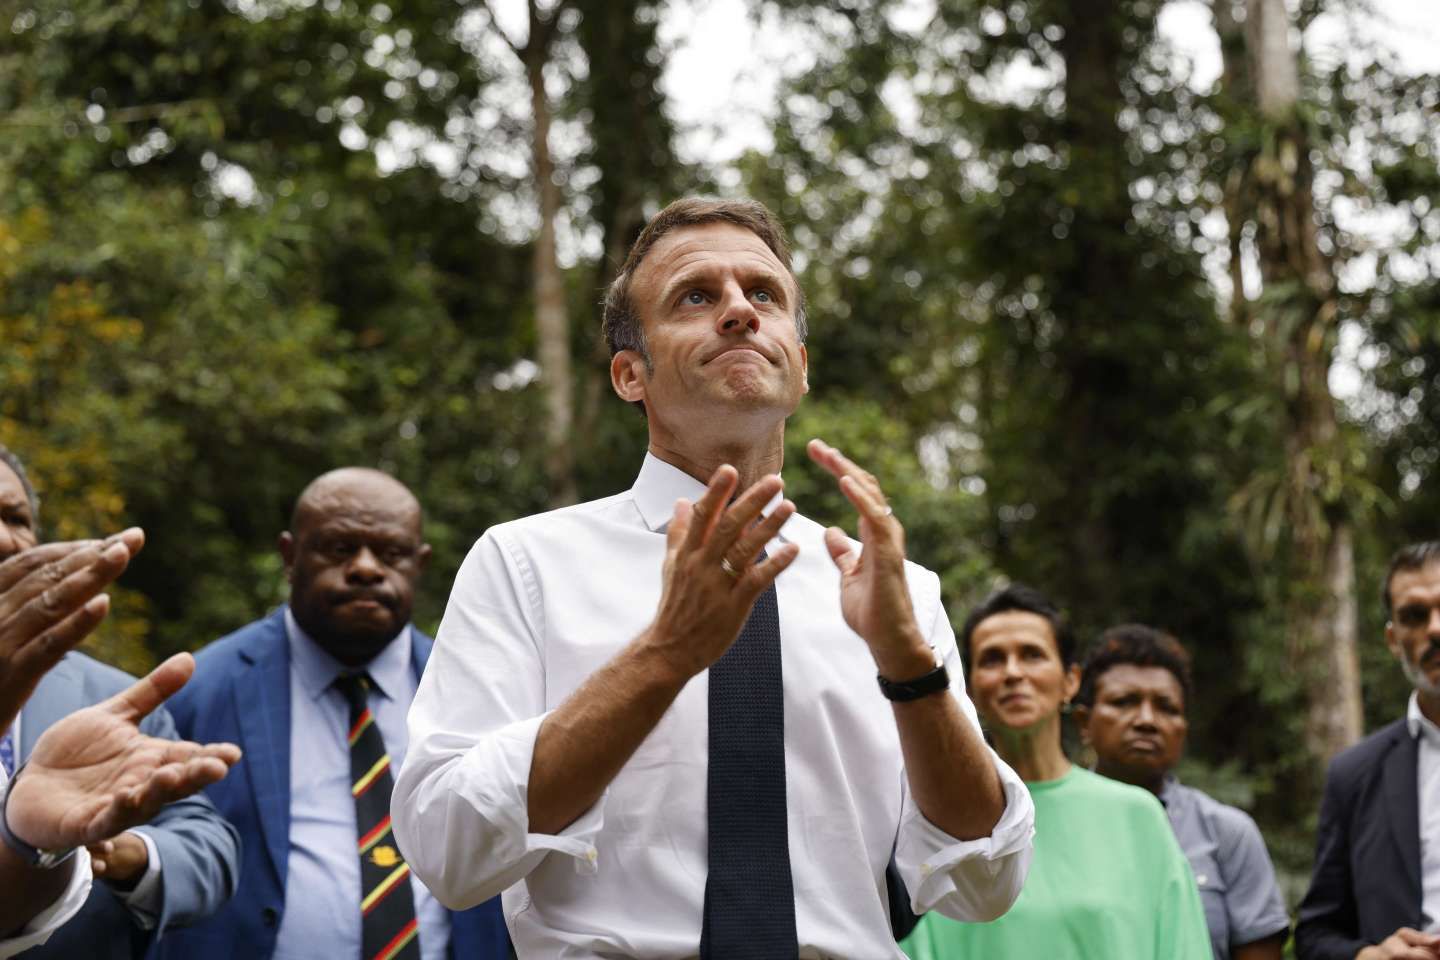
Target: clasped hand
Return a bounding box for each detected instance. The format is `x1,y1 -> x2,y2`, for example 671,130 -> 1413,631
644,439 -> 928,681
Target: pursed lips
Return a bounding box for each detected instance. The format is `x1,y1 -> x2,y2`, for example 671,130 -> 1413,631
706,344 -> 774,364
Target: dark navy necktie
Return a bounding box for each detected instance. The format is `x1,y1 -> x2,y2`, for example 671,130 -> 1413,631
700,577 -> 798,958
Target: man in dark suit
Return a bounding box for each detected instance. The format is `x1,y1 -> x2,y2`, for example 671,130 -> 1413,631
156,467 -> 508,960
1296,540 -> 1440,960
0,445 -> 241,960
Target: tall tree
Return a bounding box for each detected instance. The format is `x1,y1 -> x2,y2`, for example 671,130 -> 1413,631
1216,0 -> 1363,764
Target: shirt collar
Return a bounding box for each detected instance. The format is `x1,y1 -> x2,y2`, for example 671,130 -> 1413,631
630,451 -> 803,545
284,605 -> 412,703
1157,773 -> 1180,809
1407,691 -> 1440,746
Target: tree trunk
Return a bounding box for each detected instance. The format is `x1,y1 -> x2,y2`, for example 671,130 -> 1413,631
525,1 -> 577,508
1238,0 -> 1363,763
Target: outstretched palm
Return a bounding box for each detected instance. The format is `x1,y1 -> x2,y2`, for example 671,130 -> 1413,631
7,654 -> 240,852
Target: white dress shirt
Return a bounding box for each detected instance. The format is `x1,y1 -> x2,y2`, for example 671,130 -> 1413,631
394,453 -> 1035,959
1409,693 -> 1440,933
0,770 -> 93,958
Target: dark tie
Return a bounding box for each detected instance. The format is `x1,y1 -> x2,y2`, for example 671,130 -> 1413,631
334,674 -> 421,960
700,578 -> 798,958
0,728 -> 14,778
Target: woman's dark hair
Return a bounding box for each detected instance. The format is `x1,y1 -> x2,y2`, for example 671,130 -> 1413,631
1075,623 -> 1193,709
959,583 -> 1076,668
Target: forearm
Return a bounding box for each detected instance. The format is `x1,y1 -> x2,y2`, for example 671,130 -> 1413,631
0,845 -> 77,938
527,633 -> 691,835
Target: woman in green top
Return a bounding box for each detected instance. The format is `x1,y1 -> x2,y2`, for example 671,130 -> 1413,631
901,584 -> 1211,960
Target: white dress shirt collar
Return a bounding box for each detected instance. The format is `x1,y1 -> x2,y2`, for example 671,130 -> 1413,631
283,606 -> 412,703
1408,692 -> 1440,746
631,450 -> 812,547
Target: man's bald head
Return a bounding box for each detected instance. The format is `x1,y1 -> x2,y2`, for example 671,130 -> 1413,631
280,467 -> 430,667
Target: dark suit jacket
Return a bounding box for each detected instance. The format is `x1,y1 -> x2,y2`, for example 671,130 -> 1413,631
1295,718 -> 1423,959
18,652 -> 241,960
153,609 -> 510,960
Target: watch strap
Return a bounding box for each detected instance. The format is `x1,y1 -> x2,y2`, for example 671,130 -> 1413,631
0,766 -> 78,869
876,662 -> 950,702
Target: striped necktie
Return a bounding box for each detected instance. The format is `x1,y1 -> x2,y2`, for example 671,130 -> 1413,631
334,673 -> 421,960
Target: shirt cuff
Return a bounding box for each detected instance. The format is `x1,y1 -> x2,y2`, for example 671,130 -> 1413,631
110,830 -> 163,929
460,711 -> 608,877
898,754 -> 1035,916
0,847 -> 94,958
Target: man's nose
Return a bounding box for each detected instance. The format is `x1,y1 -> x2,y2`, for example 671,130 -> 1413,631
1133,701 -> 1158,728
346,546 -> 385,581
715,281 -> 760,334
1427,606 -> 1440,638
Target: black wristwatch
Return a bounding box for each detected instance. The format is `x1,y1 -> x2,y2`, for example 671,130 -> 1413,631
0,766 -> 79,869
876,661 -> 950,702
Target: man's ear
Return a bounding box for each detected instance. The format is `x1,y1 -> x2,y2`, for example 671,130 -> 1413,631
278,531 -> 296,583
1385,620 -> 1401,661
800,343 -> 809,395
416,542 -> 432,573
611,350 -> 648,405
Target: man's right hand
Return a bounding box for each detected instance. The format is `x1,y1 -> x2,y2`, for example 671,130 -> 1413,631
6,652 -> 241,854
641,464 -> 798,679
0,529 -> 145,733
1358,929 -> 1440,960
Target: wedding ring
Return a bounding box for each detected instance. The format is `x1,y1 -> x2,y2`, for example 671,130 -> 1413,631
720,557 -> 741,580
882,506 -> 894,517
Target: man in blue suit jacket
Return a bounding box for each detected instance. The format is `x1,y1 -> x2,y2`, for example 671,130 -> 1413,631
0,444 -> 241,960
156,468 -> 509,960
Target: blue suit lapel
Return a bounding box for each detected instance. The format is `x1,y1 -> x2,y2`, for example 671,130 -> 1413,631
17,655 -> 87,761
235,610 -> 294,893
1382,724 -> 1422,906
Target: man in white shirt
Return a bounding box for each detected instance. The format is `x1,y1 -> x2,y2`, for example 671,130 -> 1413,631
1297,540 -> 1440,960
0,528 -> 241,957
394,197 -> 1035,958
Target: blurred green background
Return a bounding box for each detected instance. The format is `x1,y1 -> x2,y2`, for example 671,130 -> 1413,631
3,0 -> 1438,918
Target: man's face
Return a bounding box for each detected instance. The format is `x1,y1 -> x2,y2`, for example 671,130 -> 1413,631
1386,560 -> 1440,697
0,462 -> 38,562
280,476 -> 430,667
1080,664 -> 1188,786
616,222 -> 808,430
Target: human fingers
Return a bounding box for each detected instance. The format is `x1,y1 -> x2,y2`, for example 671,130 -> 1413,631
823,526 -> 859,576
4,540 -> 131,641
719,497 -> 794,576
708,475 -> 785,562
682,466 -> 739,553
86,839 -> 115,877
738,543 -> 799,597
107,652 -> 195,723
154,738 -> 241,768
0,542 -> 90,595
8,594 -> 110,687
1394,929 -> 1440,947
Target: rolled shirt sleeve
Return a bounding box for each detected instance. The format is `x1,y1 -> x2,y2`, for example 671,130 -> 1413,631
1216,807 -> 1290,948
893,581 -> 1036,922
394,531 -> 604,910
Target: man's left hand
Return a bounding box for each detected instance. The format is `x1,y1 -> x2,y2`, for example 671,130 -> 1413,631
807,439 -> 934,680
87,831 -> 148,885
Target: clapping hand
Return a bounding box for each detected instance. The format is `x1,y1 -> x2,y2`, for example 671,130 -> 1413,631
0,530 -> 145,733
6,653 -> 241,855
806,439 -> 933,679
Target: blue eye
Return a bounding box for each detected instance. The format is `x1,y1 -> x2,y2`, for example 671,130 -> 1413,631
684,291 -> 705,305
753,290 -> 772,303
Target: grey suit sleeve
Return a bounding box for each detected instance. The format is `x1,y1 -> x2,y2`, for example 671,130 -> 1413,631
132,703 -> 242,934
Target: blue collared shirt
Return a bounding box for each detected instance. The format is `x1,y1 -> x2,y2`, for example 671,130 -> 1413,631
1160,776 -> 1290,960
273,608 -> 450,960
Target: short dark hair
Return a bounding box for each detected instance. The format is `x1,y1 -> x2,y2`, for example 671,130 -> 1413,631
1382,540 -> 1440,620
1076,623 -> 1193,709
0,444 -> 39,530
601,197 -> 809,366
959,583 -> 1076,668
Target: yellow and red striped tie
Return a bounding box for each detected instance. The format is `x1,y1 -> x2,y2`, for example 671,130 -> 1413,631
335,673 -> 420,960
